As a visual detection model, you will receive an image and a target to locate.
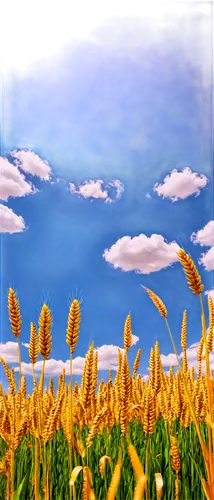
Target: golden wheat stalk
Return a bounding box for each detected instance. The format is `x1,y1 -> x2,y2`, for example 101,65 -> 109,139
177,249 -> 204,295
66,299 -> 81,353
106,448 -> 122,500
8,288 -> 22,390
38,304 -> 52,396
143,287 -> 167,318
124,313 -> 132,352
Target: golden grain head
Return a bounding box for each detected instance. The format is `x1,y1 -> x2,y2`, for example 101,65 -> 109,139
145,288 -> 167,318
66,299 -> 81,353
177,249 -> 204,295
8,288 -> 22,338
38,304 -> 52,360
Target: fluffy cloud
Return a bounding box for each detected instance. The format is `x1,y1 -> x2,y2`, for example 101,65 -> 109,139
205,289 -> 214,301
153,167 -> 208,202
0,156 -> 36,201
69,178 -> 124,203
0,204 -> 26,233
103,233 -> 180,274
0,341 -> 19,363
199,247 -> 214,271
161,342 -> 214,373
191,221 -> 214,247
11,336 -> 139,377
11,150 -> 52,181
191,221 -> 214,272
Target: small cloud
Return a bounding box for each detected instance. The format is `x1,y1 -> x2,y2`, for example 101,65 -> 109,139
205,289 -> 214,301
153,167 -> 208,202
11,150 -> 52,181
131,335 -> 140,346
103,233 -> 180,274
161,353 -> 179,366
69,178 -> 123,203
0,156 -> 37,201
22,342 -> 30,348
145,193 -> 151,199
0,204 -> 26,233
108,180 -> 124,199
199,247 -> 214,271
191,221 -> 214,247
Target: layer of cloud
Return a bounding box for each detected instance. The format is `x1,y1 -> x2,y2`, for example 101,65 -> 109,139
191,221 -> 214,247
0,204 -> 26,233
199,247 -> 214,271
103,233 -> 180,274
161,342 -> 214,373
0,156 -> 36,201
10,335 -> 139,376
153,167 -> 208,202
69,178 -> 124,203
205,289 -> 214,301
11,150 -> 52,181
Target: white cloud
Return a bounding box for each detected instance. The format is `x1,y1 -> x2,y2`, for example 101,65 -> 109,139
22,342 -> 30,348
108,180 -> 124,199
0,204 -> 26,233
205,289 -> 214,301
153,167 -> 208,202
0,156 -> 36,201
11,338 -> 139,377
161,342 -> 214,373
69,178 -> 124,203
0,341 -> 19,363
103,233 -> 180,274
11,150 -> 52,181
145,193 -> 151,199
131,335 -> 140,346
199,247 -> 214,271
191,221 -> 214,247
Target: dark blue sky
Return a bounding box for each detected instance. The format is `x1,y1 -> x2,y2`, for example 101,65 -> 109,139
0,5 -> 213,390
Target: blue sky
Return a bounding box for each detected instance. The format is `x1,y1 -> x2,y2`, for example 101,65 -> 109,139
0,1 -> 213,391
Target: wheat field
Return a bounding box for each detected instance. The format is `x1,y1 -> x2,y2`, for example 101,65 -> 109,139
0,248 -> 214,500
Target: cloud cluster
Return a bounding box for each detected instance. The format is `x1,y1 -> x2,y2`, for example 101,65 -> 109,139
69,178 -> 124,203
191,221 -> 214,272
103,233 -> 180,274
154,167 -> 208,202
0,151 -> 52,234
0,335 -> 139,377
161,341 -> 214,373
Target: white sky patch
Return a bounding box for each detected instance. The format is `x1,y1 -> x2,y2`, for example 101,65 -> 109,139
69,179 -> 123,203
145,193 -> 151,199
103,233 -> 180,274
0,156 -> 37,201
199,247 -> 214,271
11,150 -> 52,181
205,289 -> 214,301
22,342 -> 30,348
12,338 -> 138,377
153,167 -> 208,202
191,221 -> 214,247
0,204 -> 26,234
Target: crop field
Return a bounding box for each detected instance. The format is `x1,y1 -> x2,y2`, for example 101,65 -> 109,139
0,248 -> 214,500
